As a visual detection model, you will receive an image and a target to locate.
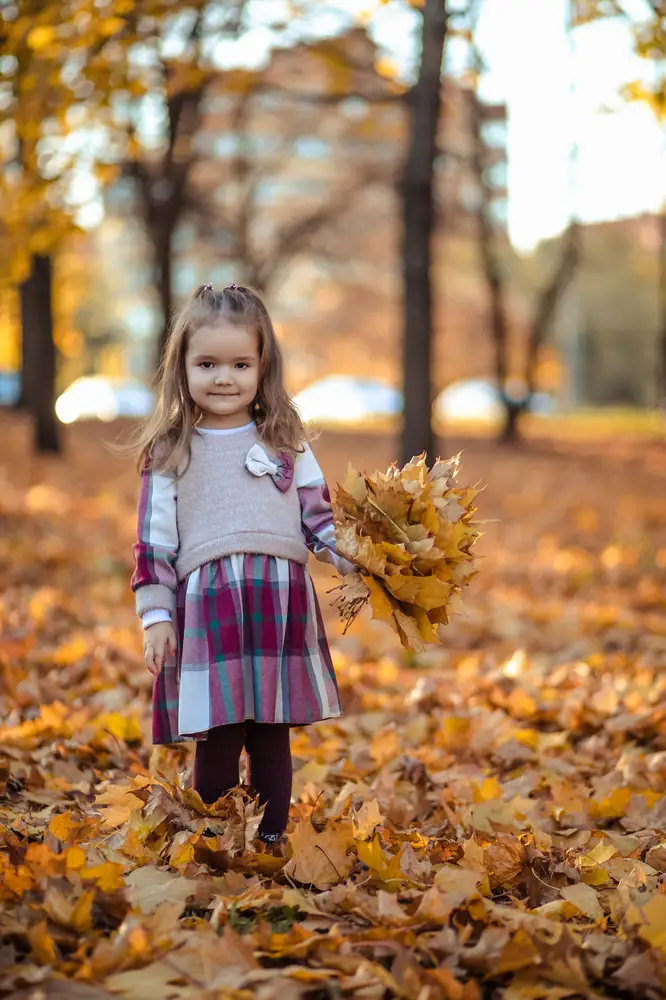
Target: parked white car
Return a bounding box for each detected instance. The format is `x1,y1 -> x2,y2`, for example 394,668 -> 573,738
294,376 -> 402,425
433,379 -> 554,425
55,376 -> 154,424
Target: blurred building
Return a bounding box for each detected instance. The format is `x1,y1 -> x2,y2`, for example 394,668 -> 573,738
580,214 -> 661,250
538,213 -> 661,408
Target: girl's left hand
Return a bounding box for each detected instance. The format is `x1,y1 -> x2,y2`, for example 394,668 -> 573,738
143,621 -> 177,677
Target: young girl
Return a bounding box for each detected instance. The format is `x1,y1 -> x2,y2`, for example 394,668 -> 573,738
130,282 -> 354,845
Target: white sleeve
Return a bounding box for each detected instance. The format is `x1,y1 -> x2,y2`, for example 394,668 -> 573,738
141,608 -> 172,630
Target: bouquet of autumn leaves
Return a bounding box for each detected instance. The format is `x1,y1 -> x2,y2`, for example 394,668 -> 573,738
332,453 -> 481,650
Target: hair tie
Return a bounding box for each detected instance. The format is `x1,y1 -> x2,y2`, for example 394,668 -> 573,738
229,282 -> 238,290
203,282 -> 213,291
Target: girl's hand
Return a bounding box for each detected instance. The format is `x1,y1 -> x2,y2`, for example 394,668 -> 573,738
143,621 -> 177,677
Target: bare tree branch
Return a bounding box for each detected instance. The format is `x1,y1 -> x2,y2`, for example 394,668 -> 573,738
251,81 -> 408,106
468,87 -> 512,396
526,224 -> 579,397
253,168 -> 389,290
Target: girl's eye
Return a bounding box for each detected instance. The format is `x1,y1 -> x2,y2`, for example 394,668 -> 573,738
200,361 -> 215,370
235,362 -> 249,370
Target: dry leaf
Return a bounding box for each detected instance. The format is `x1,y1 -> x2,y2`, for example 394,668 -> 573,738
560,883 -> 604,921
333,455 -> 480,648
3,415 -> 666,999
283,821 -> 353,889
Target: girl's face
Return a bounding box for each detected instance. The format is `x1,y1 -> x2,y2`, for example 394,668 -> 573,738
186,320 -> 260,429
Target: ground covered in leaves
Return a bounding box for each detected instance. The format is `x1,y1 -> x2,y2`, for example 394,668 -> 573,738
1,414 -> 666,1000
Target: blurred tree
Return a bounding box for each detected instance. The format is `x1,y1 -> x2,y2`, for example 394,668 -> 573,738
115,1 -> 246,362
467,14 -> 578,442
190,30 -> 400,299
106,7 -> 398,364
19,257 -> 60,451
400,0 -> 448,464
0,1 -> 129,451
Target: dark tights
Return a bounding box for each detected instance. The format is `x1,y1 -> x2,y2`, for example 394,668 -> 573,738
193,721 -> 292,836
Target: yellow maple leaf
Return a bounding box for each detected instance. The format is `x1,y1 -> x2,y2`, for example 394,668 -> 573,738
579,840 -> 617,867
366,575 -> 397,624
560,882 -> 604,921
393,608 -> 427,652
65,846 -> 87,870
95,783 -> 145,828
633,894 -> 666,951
81,862 -> 126,893
71,889 -> 96,932
413,606 -> 440,643
49,811 -> 83,843
94,712 -> 143,743
590,787 -> 632,819
28,920 -> 58,964
169,832 -> 197,868
352,799 -> 385,840
284,820 -> 353,889
357,836 -> 406,886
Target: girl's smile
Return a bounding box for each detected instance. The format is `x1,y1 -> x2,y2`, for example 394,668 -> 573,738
186,321 -> 260,429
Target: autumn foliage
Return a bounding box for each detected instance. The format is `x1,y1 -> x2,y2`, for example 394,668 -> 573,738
1,416 -> 666,999
333,454 -> 480,649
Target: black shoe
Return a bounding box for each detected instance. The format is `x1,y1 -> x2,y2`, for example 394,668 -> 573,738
257,831 -> 284,845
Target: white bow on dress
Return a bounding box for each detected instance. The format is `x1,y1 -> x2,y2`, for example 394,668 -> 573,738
245,443 -> 294,493
245,443 -> 280,478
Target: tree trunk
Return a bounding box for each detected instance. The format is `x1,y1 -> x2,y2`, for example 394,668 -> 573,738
21,254 -> 61,454
400,0 -> 448,466
157,236 -> 173,364
499,399 -> 524,444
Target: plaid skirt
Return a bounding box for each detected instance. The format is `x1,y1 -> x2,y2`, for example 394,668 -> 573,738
152,554 -> 341,744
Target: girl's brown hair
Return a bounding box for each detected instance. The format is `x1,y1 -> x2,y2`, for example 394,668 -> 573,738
134,283 -> 306,475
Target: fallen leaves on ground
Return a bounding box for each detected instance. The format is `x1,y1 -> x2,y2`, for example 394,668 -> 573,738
1,415 -> 666,999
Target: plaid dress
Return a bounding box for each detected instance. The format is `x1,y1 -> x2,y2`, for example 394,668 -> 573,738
132,430 -> 352,745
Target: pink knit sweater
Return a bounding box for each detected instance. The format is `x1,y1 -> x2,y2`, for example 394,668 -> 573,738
132,422 -> 353,618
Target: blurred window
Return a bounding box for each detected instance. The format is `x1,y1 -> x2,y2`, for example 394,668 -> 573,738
255,178 -> 284,205
490,199 -> 508,225
174,264 -> 199,296
203,94 -> 235,114
248,132 -> 282,154
173,223 -> 197,252
293,136 -> 330,158
213,133 -> 239,157
104,176 -> 136,212
195,131 -> 216,155
255,92 -> 285,113
481,120 -> 506,148
340,97 -> 368,120
459,182 -> 482,212
486,159 -> 507,189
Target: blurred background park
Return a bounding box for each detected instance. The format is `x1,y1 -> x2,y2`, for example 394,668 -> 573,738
2,0 -> 666,659
2,0 -> 666,460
